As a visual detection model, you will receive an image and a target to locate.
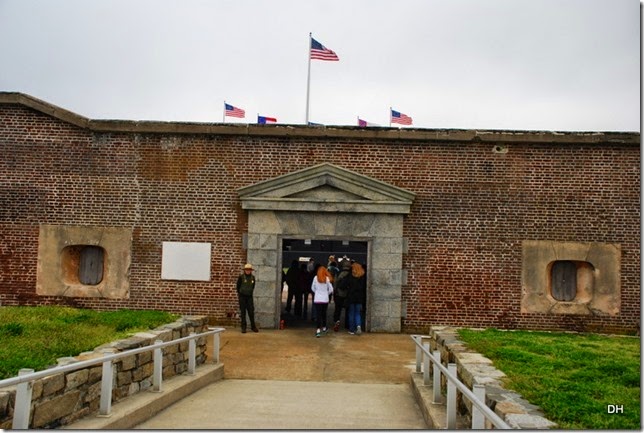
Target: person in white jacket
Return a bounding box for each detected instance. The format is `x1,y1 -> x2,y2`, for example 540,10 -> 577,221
311,264 -> 334,337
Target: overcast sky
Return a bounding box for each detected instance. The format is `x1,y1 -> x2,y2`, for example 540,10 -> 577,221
0,0 -> 639,131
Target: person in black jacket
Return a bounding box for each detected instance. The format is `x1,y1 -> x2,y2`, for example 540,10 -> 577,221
285,260 -> 300,315
236,263 -> 259,333
346,262 -> 366,335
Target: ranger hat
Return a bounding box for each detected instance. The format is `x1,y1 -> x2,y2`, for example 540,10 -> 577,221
243,263 -> 253,270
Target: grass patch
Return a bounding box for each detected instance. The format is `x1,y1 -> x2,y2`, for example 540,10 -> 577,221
457,328 -> 640,430
0,306 -> 179,380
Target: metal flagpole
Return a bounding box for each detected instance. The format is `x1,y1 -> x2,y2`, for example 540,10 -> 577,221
389,107 -> 392,127
305,32 -> 312,124
223,101 -> 226,123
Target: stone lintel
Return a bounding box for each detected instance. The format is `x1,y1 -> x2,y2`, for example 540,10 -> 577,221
240,198 -> 413,214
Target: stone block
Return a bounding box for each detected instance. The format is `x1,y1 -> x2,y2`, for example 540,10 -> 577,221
138,351 -> 152,365
132,362 -> 154,382
371,252 -> 402,270
0,391 -> 11,417
117,371 -> 132,387
32,390 -> 81,428
36,225 -> 131,299
42,373 -> 65,396
505,413 -> 558,429
369,282 -> 401,300
120,354 -> 137,371
85,381 -> 101,404
65,369 -> 89,390
372,237 -> 404,254
87,366 -> 102,384
248,210 -> 281,233
371,215 -> 403,237
276,212 -> 308,235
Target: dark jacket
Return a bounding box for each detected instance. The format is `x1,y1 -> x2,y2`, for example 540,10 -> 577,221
346,274 -> 366,305
285,263 -> 300,292
335,269 -> 351,298
236,273 -> 255,296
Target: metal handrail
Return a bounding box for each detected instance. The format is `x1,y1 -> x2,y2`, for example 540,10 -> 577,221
1,326 -> 225,429
411,334 -> 511,429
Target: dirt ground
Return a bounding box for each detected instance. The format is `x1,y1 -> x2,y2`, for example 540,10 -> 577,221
211,324 -> 418,384
208,288 -> 418,384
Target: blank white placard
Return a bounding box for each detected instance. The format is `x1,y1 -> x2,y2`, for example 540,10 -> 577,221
161,242 -> 211,281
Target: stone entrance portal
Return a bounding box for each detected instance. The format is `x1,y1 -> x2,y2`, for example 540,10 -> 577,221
238,163 -> 416,332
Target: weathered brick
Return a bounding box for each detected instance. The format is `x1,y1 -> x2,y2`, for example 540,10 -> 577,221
0,97 -> 639,335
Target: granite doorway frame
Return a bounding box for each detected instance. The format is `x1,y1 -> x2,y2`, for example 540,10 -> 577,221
238,163 -> 416,332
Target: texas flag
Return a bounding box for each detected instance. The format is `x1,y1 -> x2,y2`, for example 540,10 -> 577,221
258,115 -> 277,124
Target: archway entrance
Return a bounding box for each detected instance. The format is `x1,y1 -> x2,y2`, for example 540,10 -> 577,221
280,238 -> 368,331
238,163 -> 416,332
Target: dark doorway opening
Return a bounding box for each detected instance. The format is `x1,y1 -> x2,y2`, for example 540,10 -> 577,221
280,239 -> 368,332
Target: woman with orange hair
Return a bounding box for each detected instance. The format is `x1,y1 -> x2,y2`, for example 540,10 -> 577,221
310,263 -> 334,337
346,262 -> 366,335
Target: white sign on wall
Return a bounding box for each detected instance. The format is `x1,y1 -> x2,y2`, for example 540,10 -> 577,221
161,242 -> 211,281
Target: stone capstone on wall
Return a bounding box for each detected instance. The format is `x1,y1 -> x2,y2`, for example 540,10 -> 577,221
428,326 -> 557,429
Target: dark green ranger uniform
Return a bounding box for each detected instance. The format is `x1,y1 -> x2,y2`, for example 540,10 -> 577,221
236,270 -> 258,333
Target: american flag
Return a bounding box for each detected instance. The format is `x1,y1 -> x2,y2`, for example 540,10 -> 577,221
224,103 -> 245,118
258,115 -> 277,124
391,109 -> 412,125
310,37 -> 339,61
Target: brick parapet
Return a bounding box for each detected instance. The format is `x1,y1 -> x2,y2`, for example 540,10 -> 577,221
0,95 -> 640,334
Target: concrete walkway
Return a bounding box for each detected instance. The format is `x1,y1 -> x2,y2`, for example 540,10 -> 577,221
141,325 -> 426,429
66,324 -> 430,429
135,379 -> 427,429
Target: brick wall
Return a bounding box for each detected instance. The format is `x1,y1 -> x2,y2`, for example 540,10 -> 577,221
0,98 -> 640,334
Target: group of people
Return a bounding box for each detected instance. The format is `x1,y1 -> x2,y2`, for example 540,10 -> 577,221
285,255 -> 367,337
235,255 -> 367,338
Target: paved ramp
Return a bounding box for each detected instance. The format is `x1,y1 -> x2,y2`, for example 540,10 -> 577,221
137,326 -> 427,429
135,379 -> 427,429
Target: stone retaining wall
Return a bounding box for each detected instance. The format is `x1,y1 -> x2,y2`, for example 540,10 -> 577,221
0,316 -> 210,429
428,326 -> 557,429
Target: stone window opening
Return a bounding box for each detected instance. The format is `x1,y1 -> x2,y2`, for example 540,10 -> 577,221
549,260 -> 594,303
61,245 -> 105,286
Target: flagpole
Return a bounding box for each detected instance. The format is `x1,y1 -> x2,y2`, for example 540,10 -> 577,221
305,32 -> 312,124
389,107 -> 392,127
223,101 -> 226,123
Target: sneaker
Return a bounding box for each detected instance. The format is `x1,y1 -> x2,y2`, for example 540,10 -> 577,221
348,330 -> 355,335
333,321 -> 340,332
356,326 -> 362,335
322,327 -> 328,333
316,329 -> 321,338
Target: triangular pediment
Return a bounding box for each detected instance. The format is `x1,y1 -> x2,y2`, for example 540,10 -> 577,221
238,163 -> 415,214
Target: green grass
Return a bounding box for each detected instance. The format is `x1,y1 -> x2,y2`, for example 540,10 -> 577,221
0,306 -> 179,380
457,328 -> 640,430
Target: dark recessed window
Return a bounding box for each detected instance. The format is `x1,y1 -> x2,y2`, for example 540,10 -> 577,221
551,260 -> 577,301
62,245 -> 105,286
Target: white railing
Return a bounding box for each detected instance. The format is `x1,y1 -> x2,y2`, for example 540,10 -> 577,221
0,326 -> 225,429
411,334 -> 511,429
